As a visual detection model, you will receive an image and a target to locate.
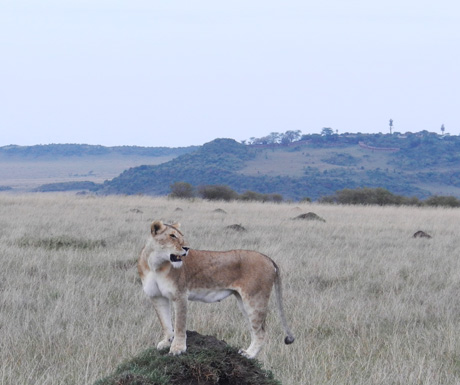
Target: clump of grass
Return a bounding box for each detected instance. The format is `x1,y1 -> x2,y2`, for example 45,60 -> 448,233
94,331 -> 281,385
17,235 -> 107,250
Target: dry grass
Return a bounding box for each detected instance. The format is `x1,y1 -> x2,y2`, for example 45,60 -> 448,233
1,194 -> 460,384
238,144 -> 391,177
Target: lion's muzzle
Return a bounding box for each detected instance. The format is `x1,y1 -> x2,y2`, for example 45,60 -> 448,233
170,247 -> 189,263
170,254 -> 182,262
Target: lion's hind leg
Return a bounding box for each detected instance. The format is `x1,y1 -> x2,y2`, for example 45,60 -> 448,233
235,292 -> 269,359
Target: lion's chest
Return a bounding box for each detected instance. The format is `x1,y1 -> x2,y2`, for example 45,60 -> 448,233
142,272 -> 176,298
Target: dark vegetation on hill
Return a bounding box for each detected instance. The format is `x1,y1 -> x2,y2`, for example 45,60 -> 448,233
98,139 -> 259,196
0,143 -> 197,158
97,132 -> 460,201
93,331 -> 281,385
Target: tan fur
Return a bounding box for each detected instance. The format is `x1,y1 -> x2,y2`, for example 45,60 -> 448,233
138,220 -> 295,358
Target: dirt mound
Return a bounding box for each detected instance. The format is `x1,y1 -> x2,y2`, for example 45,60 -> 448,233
293,212 -> 326,222
413,230 -> 432,238
225,224 -> 247,232
94,331 -> 280,385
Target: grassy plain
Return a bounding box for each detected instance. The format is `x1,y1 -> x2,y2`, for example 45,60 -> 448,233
238,144 -> 394,177
0,155 -> 174,191
1,194 -> 460,384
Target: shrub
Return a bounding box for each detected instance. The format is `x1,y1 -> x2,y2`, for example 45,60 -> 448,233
321,187 -> 409,206
169,182 -> 195,199
239,191 -> 283,203
424,195 -> 460,208
197,185 -> 239,201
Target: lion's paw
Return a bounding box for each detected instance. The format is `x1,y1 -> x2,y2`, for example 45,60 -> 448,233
157,337 -> 173,351
169,342 -> 186,356
238,348 -> 256,359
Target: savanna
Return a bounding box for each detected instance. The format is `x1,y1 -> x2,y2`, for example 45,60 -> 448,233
1,193 -> 460,385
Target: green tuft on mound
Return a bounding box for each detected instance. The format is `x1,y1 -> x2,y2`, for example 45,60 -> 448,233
94,331 -> 281,385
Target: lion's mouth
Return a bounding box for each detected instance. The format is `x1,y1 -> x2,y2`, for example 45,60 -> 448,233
170,254 -> 182,262
170,248 -> 189,263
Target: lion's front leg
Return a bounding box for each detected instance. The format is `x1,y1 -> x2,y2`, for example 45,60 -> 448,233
152,297 -> 174,350
169,296 -> 187,355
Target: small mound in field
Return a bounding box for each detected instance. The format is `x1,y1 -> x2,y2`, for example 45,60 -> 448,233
175,207 -> 183,212
413,230 -> 432,238
225,224 -> 246,232
129,208 -> 143,214
93,331 -> 280,385
213,208 -> 227,214
293,212 -> 326,222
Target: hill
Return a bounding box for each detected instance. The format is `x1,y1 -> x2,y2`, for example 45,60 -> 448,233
0,144 -> 197,192
98,132 -> 460,200
0,143 -> 196,158
4,132 -> 460,200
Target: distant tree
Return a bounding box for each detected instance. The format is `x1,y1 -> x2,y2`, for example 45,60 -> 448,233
268,132 -> 281,144
321,127 -> 333,136
441,124 -> 445,136
389,119 -> 393,134
169,182 -> 195,199
280,130 -> 302,144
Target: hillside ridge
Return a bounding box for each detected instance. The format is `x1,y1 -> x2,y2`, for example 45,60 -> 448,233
3,132 -> 460,200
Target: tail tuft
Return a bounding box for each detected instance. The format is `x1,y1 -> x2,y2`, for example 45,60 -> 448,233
284,335 -> 295,345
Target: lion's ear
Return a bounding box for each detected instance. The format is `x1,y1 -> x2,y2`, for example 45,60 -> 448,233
171,222 -> 181,230
151,221 -> 166,235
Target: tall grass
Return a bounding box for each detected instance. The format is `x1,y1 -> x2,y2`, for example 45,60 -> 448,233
1,194 -> 460,384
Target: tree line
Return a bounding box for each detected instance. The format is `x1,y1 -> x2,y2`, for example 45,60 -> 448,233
170,182 -> 283,203
170,182 -> 460,208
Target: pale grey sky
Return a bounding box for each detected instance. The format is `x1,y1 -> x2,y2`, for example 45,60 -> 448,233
1,0 -> 459,147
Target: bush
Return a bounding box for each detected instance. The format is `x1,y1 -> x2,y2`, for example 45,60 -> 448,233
198,185 -> 239,201
239,190 -> 266,202
169,182 -> 195,199
423,195 -> 460,208
320,187 -> 415,206
239,191 -> 283,203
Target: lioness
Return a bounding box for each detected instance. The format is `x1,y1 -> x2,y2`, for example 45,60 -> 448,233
137,220 -> 295,358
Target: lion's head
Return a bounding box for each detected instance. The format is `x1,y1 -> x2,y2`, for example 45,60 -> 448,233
149,220 -> 189,268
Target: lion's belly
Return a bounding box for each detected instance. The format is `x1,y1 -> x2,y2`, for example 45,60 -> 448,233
188,289 -> 234,303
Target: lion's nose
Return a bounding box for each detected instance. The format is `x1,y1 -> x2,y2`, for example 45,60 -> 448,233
182,247 -> 190,252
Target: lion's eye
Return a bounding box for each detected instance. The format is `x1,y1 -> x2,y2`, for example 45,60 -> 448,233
170,234 -> 177,239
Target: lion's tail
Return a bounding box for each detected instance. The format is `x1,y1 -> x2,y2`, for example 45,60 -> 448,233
273,263 -> 295,345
